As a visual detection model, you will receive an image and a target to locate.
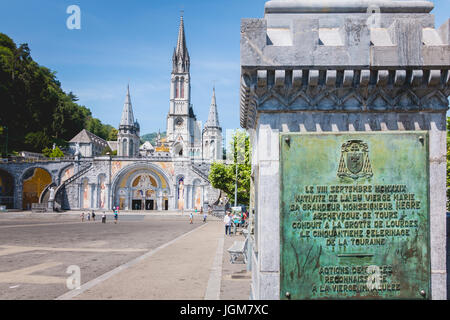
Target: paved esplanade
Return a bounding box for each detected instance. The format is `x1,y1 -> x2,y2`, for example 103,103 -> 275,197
0,212 -> 250,300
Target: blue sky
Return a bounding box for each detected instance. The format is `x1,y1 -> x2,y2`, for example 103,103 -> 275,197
0,0 -> 449,135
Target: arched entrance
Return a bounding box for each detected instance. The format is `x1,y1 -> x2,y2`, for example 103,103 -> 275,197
0,169 -> 14,209
131,174 -> 157,210
22,168 -> 52,210
112,164 -> 171,211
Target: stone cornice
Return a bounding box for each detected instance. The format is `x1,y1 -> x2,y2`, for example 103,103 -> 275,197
265,1 -> 435,14
240,68 -> 450,129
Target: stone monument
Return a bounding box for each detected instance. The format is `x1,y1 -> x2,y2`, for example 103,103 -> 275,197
240,0 -> 449,299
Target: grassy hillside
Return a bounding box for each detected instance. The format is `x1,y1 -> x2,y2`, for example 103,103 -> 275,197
140,132 -> 167,146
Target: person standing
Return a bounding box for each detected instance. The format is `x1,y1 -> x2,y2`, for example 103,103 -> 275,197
80,212 -> 85,222
224,212 -> 231,236
203,211 -> 207,223
189,212 -> 193,224
114,211 -> 118,224
92,211 -> 96,221
87,212 -> 91,221
102,212 -> 106,224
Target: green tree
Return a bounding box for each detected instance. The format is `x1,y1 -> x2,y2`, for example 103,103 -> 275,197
42,146 -> 64,158
209,130 -> 251,206
101,145 -> 117,156
108,127 -> 118,141
0,33 -> 116,154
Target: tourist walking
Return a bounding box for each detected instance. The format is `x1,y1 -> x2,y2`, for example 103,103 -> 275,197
114,211 -> 118,224
224,212 -> 232,236
92,211 -> 96,221
87,212 -> 91,221
203,211 -> 207,223
189,212 -> 193,224
102,212 -> 106,224
80,212 -> 85,222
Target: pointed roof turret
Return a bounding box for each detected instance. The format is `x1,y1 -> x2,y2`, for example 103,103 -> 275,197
205,87 -> 221,129
120,84 -> 135,127
172,14 -> 190,73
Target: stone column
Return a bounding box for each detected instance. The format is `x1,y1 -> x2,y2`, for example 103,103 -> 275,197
126,187 -> 131,211
90,183 -> 96,209
188,185 -> 193,210
173,184 -> 178,210
157,191 -> 163,211
168,195 -> 174,210
183,185 -> 188,210
106,184 -> 112,210
240,0 -> 449,300
15,175 -> 22,210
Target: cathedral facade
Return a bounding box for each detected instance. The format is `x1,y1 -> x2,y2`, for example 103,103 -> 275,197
0,16 -> 222,212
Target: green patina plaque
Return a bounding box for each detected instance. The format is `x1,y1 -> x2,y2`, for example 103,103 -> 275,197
280,132 -> 430,300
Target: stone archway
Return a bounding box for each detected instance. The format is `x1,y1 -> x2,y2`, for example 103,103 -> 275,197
111,164 -> 172,211
173,142 -> 184,157
21,167 -> 52,210
0,169 -> 15,209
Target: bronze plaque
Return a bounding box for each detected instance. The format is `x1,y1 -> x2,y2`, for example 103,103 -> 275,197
280,132 -> 430,299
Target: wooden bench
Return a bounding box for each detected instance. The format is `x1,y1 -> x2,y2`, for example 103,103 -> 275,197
227,236 -> 248,264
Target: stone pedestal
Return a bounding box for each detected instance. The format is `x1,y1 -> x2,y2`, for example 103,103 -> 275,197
241,0 -> 449,300
47,200 -> 55,212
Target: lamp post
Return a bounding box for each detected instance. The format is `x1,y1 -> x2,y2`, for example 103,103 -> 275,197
234,133 -> 238,207
234,159 -> 238,207
3,126 -> 7,156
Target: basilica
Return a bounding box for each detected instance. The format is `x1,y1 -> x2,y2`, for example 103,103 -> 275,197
0,16 -> 223,212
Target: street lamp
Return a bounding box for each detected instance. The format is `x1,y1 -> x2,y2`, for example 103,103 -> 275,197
2,126 -> 7,156
235,157 -> 238,207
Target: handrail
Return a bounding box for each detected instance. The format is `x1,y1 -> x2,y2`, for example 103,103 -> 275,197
38,182 -> 56,204
0,156 -> 75,164
191,164 -> 210,182
54,164 -> 93,197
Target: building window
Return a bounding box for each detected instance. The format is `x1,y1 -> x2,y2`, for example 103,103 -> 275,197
129,141 -> 134,157
123,139 -> 128,156
180,78 -> 184,98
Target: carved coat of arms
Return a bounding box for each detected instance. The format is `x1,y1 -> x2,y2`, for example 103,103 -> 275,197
337,140 -> 373,180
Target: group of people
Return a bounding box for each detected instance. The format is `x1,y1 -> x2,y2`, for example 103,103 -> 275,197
223,209 -> 248,236
189,207 -> 208,224
80,209 -> 118,224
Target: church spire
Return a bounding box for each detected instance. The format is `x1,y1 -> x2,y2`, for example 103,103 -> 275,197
172,13 -> 190,73
206,87 -> 220,128
120,84 -> 135,127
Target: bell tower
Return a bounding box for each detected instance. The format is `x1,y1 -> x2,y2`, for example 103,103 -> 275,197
167,14 -> 193,152
203,87 -> 223,161
118,85 -> 140,157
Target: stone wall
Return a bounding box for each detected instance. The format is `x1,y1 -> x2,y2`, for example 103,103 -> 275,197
241,0 -> 449,300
